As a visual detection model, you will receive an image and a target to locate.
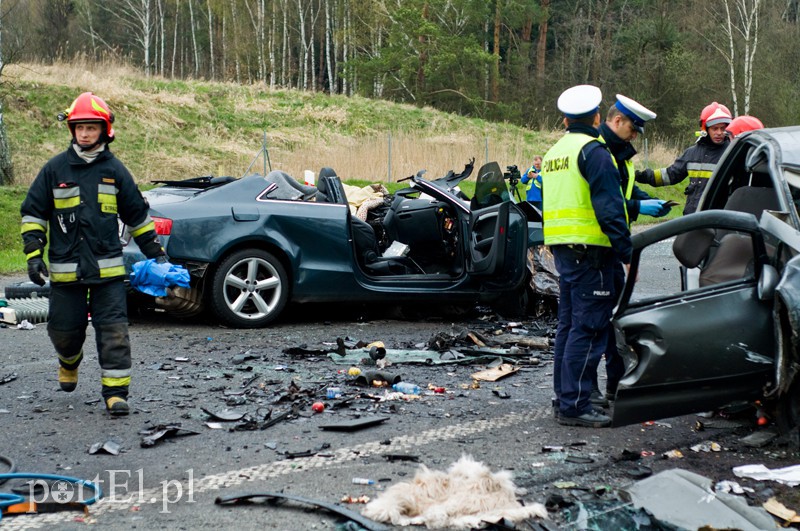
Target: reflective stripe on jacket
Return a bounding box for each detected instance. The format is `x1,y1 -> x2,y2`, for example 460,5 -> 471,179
21,145 -> 160,284
635,135 -> 729,215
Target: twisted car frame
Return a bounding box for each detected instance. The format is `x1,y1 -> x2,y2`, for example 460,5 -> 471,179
121,162 -> 541,328
611,126 -> 800,429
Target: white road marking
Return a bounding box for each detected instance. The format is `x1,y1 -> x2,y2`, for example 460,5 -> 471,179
2,407 -> 548,529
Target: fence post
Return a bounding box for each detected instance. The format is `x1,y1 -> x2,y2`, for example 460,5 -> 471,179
388,132 -> 392,183
643,137 -> 649,168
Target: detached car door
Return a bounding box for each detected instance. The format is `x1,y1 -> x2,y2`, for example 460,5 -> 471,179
612,210 -> 776,427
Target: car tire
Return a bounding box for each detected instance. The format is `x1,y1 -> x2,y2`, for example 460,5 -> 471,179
4,281 -> 51,299
209,249 -> 289,328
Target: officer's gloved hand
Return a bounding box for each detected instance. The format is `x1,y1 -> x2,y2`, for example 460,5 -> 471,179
155,255 -> 169,264
639,199 -> 670,217
27,257 -> 49,286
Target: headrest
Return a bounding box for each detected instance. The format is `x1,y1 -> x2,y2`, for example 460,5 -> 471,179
673,228 -> 716,268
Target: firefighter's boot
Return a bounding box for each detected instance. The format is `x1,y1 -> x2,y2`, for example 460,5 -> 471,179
58,366 -> 79,392
106,396 -> 130,416
49,328 -> 85,393
97,323 -> 132,416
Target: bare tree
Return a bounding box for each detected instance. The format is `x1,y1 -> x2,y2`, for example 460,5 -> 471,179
269,0 -> 276,87
230,0 -> 242,82
281,0 -> 288,86
491,0 -> 499,102
206,0 -> 215,79
188,0 -> 200,77
707,0 -> 762,115
536,0 -> 550,81
325,0 -> 335,93
158,0 -> 166,76
99,0 -> 155,76
297,0 -> 309,89
171,0 -> 180,78
0,0 -> 15,185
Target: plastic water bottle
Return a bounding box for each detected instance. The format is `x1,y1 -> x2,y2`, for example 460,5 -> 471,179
326,387 -> 342,399
392,382 -> 421,395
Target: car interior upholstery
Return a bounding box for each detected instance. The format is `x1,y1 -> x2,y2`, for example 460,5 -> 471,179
316,171 -> 420,275
673,185 -> 779,287
264,170 -> 318,201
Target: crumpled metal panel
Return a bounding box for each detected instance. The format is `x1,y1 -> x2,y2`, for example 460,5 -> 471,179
527,245 -> 559,298
623,468 -> 779,530
775,253 -> 800,395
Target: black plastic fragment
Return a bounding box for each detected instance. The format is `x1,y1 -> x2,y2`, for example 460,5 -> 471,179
318,416 -> 390,432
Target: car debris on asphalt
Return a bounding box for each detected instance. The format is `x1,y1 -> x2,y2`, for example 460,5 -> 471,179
139,423 -> 200,448
88,440 -> 121,456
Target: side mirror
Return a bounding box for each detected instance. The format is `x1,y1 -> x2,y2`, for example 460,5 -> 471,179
758,264 -> 779,301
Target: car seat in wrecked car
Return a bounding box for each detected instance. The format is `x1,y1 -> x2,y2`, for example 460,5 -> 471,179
673,186 -> 779,287
264,170 -> 319,201
315,167 -> 341,203
316,171 -> 420,275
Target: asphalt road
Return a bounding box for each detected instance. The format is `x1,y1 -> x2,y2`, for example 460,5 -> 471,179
0,263 -> 798,530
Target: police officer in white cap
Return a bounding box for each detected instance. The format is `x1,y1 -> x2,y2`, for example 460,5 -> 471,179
542,84 -> 632,428
589,94 -> 671,410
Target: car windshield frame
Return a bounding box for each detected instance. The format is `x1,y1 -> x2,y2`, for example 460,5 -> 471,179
783,165 -> 800,218
410,177 -> 471,215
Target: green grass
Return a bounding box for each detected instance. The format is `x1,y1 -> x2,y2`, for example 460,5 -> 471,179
0,61 -> 684,273
0,186 -> 29,274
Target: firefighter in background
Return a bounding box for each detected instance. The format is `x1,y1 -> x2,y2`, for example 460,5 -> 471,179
592,94 -> 671,408
543,85 -> 632,428
21,92 -> 166,416
635,102 -> 732,215
520,155 -> 543,210
727,115 -> 764,138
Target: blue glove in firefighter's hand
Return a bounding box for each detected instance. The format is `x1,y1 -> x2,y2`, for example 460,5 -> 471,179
639,199 -> 670,217
27,257 -> 49,286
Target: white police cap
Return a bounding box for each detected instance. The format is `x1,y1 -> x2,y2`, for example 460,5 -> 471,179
557,85 -> 602,119
615,94 -> 657,133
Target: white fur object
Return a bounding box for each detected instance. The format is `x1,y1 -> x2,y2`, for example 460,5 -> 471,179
362,454 -> 548,529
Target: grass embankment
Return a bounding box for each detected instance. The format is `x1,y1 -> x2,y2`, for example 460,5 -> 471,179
0,61 -> 686,274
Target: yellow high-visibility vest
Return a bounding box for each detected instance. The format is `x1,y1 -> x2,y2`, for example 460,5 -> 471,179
542,133 -> 625,246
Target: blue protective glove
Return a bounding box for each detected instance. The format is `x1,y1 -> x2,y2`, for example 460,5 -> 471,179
130,258 -> 190,297
639,199 -> 670,217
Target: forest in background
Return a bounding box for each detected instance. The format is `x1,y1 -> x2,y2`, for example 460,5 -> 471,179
1,0 -> 795,137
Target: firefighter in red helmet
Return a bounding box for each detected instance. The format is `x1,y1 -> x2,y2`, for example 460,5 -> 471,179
20,92 -> 166,416
635,102 -> 732,215
727,115 -> 764,138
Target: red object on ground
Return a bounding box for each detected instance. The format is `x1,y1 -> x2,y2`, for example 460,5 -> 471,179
312,402 -> 325,413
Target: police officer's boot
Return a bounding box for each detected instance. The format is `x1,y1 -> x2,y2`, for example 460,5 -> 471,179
590,388 -> 609,408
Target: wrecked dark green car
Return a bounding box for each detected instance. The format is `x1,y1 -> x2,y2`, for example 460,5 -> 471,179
121,161 -> 541,328
611,126 -> 800,430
